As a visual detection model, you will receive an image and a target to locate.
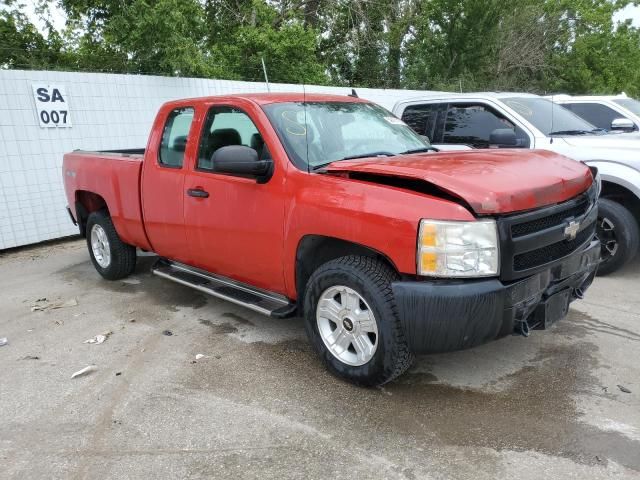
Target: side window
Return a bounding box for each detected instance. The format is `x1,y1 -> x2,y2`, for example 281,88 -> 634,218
443,103 -> 529,148
159,107 -> 194,168
563,102 -> 623,130
197,106 -> 270,171
401,104 -> 437,138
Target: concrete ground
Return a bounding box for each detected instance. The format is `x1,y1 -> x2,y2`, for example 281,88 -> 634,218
1,239 -> 639,480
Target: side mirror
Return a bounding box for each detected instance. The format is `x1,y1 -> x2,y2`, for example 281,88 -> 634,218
489,128 -> 518,147
610,117 -> 635,132
211,145 -> 273,181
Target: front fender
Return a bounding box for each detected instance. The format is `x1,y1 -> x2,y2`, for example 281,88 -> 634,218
584,160 -> 640,200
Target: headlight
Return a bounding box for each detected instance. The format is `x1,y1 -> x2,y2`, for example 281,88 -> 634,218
417,219 -> 500,277
594,170 -> 602,198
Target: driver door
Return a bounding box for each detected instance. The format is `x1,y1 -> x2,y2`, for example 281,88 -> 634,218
183,103 -> 287,294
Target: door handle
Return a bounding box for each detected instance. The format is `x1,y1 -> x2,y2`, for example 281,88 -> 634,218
187,188 -> 209,198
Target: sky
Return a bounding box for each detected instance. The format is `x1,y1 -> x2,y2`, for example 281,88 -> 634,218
20,1 -> 640,35
614,4 -> 640,25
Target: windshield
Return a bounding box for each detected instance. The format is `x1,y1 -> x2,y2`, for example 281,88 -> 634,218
502,96 -> 597,135
262,101 -> 431,169
613,98 -> 640,117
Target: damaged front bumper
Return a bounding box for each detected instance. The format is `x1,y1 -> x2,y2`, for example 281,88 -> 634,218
392,238 -> 600,354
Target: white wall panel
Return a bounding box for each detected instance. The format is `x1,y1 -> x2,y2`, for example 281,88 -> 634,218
0,69 -> 429,249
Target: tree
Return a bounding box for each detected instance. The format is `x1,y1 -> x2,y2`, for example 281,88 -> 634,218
204,0 -> 328,83
0,0 -> 62,69
3,0 -> 640,97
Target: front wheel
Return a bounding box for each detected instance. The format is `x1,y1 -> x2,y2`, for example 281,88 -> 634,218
303,256 -> 414,386
86,210 -> 136,280
596,198 -> 639,276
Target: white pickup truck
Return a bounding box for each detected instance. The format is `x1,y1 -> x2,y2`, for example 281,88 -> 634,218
392,92 -> 640,274
550,93 -> 640,133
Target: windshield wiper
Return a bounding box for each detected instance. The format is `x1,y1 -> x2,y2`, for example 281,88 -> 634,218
312,151 -> 396,171
342,151 -> 397,160
548,129 -> 591,136
401,146 -> 437,154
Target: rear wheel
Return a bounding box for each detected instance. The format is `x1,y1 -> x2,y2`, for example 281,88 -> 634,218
86,210 -> 136,280
303,255 -> 414,386
596,198 -> 639,276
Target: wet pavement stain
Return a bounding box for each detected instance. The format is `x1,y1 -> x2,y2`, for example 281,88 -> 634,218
221,311 -> 254,326
185,310 -> 640,473
199,319 -> 238,334
56,256 -> 209,311
52,255 -> 640,472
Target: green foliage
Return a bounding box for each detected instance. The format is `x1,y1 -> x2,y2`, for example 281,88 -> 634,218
2,0 -> 640,97
0,0 -> 61,68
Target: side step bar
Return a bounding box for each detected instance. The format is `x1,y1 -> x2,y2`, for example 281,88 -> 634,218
151,259 -> 297,318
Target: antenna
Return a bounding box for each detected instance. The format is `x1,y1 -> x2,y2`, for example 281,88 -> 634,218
303,82 -> 310,173
550,94 -> 554,144
261,57 -> 271,92
348,89 -> 358,98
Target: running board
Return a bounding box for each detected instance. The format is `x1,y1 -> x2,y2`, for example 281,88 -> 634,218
152,259 -> 296,317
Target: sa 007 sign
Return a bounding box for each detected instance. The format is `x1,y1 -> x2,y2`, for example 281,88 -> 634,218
32,84 -> 72,128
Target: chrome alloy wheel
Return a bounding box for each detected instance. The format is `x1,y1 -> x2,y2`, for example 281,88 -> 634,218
316,285 -> 379,366
597,216 -> 619,262
90,223 -> 111,268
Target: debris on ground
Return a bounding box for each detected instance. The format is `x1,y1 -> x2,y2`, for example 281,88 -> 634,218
617,384 -> 632,394
162,330 -> 173,336
115,372 -> 122,376
195,354 -> 205,360
121,278 -> 141,285
31,298 -> 78,312
54,320 -> 64,326
84,331 -> 112,345
21,355 -> 39,360
71,365 -> 96,379
0,337 -> 8,346
128,318 -> 136,323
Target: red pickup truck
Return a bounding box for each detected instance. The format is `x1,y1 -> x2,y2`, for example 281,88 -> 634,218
63,93 -> 600,385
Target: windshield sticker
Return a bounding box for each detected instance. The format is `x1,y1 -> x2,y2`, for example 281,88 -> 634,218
504,100 -> 533,117
384,116 -> 406,125
281,110 -> 307,136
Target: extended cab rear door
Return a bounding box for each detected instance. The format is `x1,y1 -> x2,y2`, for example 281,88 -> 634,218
140,103 -> 196,263
182,100 -> 287,295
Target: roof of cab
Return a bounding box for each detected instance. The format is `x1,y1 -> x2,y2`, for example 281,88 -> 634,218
166,92 -> 370,107
393,91 -> 541,105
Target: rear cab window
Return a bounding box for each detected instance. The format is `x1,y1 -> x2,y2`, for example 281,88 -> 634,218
159,107 -> 194,168
400,103 -> 446,142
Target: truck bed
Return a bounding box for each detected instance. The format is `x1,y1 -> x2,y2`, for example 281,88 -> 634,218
63,150 -> 151,250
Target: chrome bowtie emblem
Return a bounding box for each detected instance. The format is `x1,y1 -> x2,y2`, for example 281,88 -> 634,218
564,220 -> 580,240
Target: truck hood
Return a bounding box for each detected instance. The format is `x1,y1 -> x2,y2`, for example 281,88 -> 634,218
324,149 -> 593,215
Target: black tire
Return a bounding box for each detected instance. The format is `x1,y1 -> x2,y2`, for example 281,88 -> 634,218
596,198 -> 640,276
86,210 -> 136,280
303,255 -> 414,386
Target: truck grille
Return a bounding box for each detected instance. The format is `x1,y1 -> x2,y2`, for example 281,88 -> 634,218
511,200 -> 590,237
497,184 -> 598,281
513,227 -> 594,271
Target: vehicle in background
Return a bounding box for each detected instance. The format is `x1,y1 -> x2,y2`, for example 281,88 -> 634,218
549,93 -> 640,133
393,92 -> 640,275
63,93 -> 600,386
